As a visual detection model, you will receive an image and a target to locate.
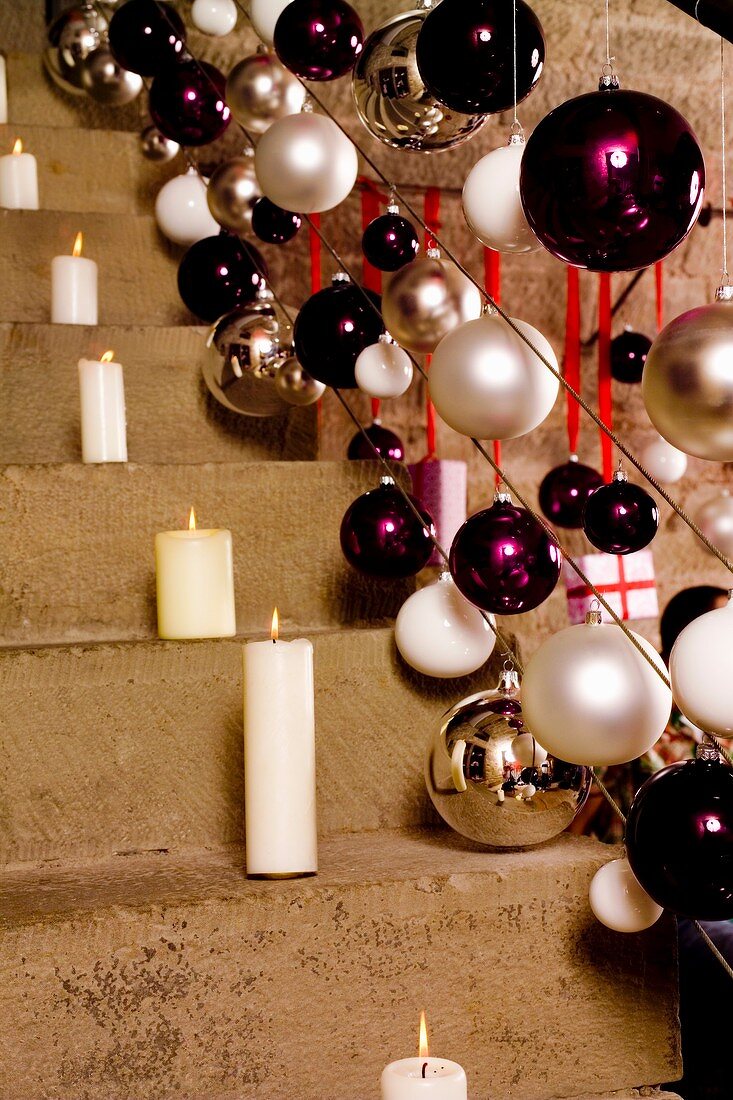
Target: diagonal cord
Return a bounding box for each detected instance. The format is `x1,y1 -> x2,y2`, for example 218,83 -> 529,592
591,770 -> 627,826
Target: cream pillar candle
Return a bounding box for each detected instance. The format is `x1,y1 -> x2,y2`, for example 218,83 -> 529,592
52,231 -> 98,325
0,138 -> 38,209
243,610 -> 317,878
78,350 -> 127,463
0,55 -> 7,125
381,1015 -> 468,1100
155,508 -> 236,639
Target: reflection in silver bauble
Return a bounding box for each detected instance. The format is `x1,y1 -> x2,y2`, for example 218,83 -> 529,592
140,123 -> 180,163
425,667 -> 591,848
695,491 -> 733,559
45,4 -> 108,95
43,46 -> 87,96
206,155 -> 261,234
226,51 -> 306,134
81,46 -> 143,105
382,254 -> 482,354
275,356 -> 326,406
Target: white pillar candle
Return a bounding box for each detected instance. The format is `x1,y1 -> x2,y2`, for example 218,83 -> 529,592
243,610 -> 317,878
0,55 -> 8,125
78,351 -> 127,463
0,138 -> 38,209
52,231 -> 98,325
382,1016 -> 467,1100
155,509 -> 236,639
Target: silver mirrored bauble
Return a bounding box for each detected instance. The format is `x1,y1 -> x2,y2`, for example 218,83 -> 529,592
275,356 -> 326,406
207,154 -> 261,234
226,50 -> 306,134
43,46 -> 88,96
425,667 -> 591,848
140,123 -> 180,162
81,46 -> 143,105
45,4 -> 107,95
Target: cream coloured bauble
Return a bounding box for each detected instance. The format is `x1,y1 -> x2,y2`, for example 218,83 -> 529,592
226,51 -> 306,134
669,595 -> 733,737
510,732 -> 548,768
255,112 -> 358,214
354,336 -> 413,399
381,254 -> 482,354
639,432 -> 688,484
274,356 -> 326,406
191,0 -> 237,36
251,0 -> 293,46
695,491 -> 733,559
207,155 -> 261,234
462,137 -> 539,254
155,169 -> 219,247
395,573 -> 495,678
589,859 -> 664,932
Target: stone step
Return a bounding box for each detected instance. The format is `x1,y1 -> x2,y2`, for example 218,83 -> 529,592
6,52 -> 141,132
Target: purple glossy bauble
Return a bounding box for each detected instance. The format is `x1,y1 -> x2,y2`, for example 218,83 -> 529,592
449,497 -> 562,614
520,87 -> 705,271
415,0 -> 544,115
293,279 -> 384,389
611,329 -> 652,384
251,197 -> 302,245
583,474 -> 659,555
539,460 -> 604,529
347,422 -> 404,462
274,0 -> 364,81
626,756 -> 733,919
177,234 -> 266,322
108,0 -> 186,76
362,213 -> 419,273
149,60 -> 231,147
340,480 -> 435,578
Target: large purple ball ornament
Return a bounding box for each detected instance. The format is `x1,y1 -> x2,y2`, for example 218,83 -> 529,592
251,197 -> 302,245
520,86 -> 705,271
539,458 -> 604,529
108,0 -> 186,76
583,469 -> 659,554
449,492 -> 562,614
177,234 -> 267,322
415,0 -> 545,115
362,212 -> 420,273
340,477 -> 435,578
274,0 -> 364,81
611,328 -> 652,384
347,421 -> 404,462
293,275 -> 384,389
149,59 -> 231,147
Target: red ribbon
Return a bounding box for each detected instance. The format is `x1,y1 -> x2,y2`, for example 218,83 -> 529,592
563,267 -> 581,455
655,260 -> 664,333
421,188 -> 442,460
361,190 -> 383,421
566,556 -> 655,620
483,248 -> 503,482
598,272 -> 613,481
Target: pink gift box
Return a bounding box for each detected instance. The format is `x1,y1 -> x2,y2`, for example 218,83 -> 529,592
563,549 -> 658,624
408,458 -> 467,566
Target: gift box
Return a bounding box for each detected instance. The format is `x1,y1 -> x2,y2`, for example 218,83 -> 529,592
563,549 -> 658,624
408,458 -> 467,567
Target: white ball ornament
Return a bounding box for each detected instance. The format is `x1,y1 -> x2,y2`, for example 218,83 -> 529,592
639,432 -> 688,484
669,594 -> 733,737
510,733 -> 548,768
155,168 -> 219,248
191,0 -> 237,36
355,335 -> 413,399
695,491 -> 733,558
250,0 -> 290,45
395,572 -> 495,679
589,859 -> 664,933
462,135 -> 540,254
255,112 -> 358,214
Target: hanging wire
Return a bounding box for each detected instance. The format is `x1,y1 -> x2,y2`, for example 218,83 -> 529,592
721,37 -> 730,284
512,0 -> 519,130
605,0 -> 613,70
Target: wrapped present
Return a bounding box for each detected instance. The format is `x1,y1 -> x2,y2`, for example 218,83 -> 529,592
408,458 -> 467,566
563,549 -> 658,624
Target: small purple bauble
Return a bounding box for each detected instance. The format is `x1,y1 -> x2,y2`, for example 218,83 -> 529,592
177,234 -> 266,322
583,472 -> 659,555
347,422 -> 404,462
449,496 -> 562,614
274,0 -> 364,81
539,459 -> 604,529
611,329 -> 652,384
520,87 -> 705,271
108,0 -> 186,76
293,277 -> 384,389
362,213 -> 420,273
626,755 -> 733,919
340,479 -> 435,578
251,197 -> 302,245
149,59 -> 231,147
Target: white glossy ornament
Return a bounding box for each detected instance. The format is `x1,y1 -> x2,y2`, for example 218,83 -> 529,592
155,169 -> 219,248
510,732 -> 548,768
395,573 -> 495,679
695,491 -> 733,558
590,859 -> 664,932
255,112 -> 358,214
191,0 -> 237,36
354,336 -> 413,399
639,432 -> 688,484
462,136 -> 540,254
669,594 -> 733,737
251,0 -> 292,46
429,312 -> 559,440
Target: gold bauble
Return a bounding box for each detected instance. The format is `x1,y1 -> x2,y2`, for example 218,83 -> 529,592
381,254 -> 482,354
207,155 -> 261,234
226,51 -> 305,134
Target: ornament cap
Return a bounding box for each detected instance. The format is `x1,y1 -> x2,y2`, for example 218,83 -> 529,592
332,272 -> 350,285
696,739 -> 722,763
612,465 -> 629,484
569,452 -> 579,463
715,282 -> 733,302
386,202 -> 399,215
585,601 -> 603,625
379,475 -> 395,487
493,486 -> 512,505
378,331 -> 396,345
426,246 -> 441,260
498,665 -> 521,695
598,72 -> 620,91
508,122 -> 525,146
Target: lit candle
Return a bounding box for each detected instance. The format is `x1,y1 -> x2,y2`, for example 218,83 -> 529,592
243,608 -> 317,878
0,55 -> 8,125
0,138 -> 39,210
52,231 -> 98,325
78,350 -> 127,464
155,507 -> 236,639
381,1014 -> 468,1100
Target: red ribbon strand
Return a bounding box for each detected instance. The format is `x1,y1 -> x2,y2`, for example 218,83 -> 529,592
598,272 -> 613,481
422,188 -> 442,460
483,248 -> 503,483
564,267 -> 581,455
655,261 -> 664,333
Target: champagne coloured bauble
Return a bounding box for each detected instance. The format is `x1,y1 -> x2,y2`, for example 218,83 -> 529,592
225,51 -> 306,134
639,433 -> 688,484
589,859 -> 664,933
206,156 -> 261,234
583,469 -> 659,555
191,0 -> 237,36
352,8 -> 487,153
354,336 -> 413,399
611,328 -> 651,384
140,123 -> 180,163
429,312 -> 559,440
255,112 -> 358,214
463,136 -> 540,254
80,46 -> 143,105
449,492 -> 562,615
340,476 -> 435,578
539,458 -> 604,529
520,86 -> 705,271
177,234 -> 266,322
511,732 -> 548,768
626,750 -> 733,919
274,0 -> 364,82
362,211 -> 419,272
696,491 -> 733,558
251,197 -> 302,244
395,573 -> 495,678
425,667 -> 591,847
669,595 -> 733,737
149,60 -> 231,147
521,613 -> 673,767
382,254 -> 482,355
274,356 -> 325,407
293,275 -> 384,389
250,0 -> 290,46
347,421 -> 404,462
108,0 -> 185,76
155,168 -> 219,248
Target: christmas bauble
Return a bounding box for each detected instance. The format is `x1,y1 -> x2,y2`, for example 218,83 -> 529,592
255,112 -> 358,214
425,666 -> 590,847
250,0 -> 290,45
362,212 -> 419,272
108,0 -> 185,76
206,156 -> 261,234
583,470 -> 659,555
539,459 -> 604,528
449,493 -> 562,614
521,616 -> 672,766
51,4 -> 108,90
520,88 -> 704,271
695,492 -> 733,558
395,573 -> 495,678
274,356 -> 325,406
178,234 -> 266,322
415,0 -> 544,115
626,753 -> 733,919
251,197 -> 302,245
225,51 -> 306,134
149,60 -> 231,147
639,433 -> 688,484
191,0 -> 237,36
611,328 -> 651,384
140,123 -> 180,163
589,859 -> 664,933
463,137 -> 540,253
354,337 -> 413,399
347,421 -> 404,462
155,169 -> 219,248
429,312 -> 559,440
293,276 -> 384,389
381,254 -> 482,355
669,595 -> 733,737
44,44 -> 88,97
274,0 -> 364,81
340,477 -> 435,578
80,46 -> 143,105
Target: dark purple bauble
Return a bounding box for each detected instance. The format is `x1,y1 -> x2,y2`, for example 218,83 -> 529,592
177,234 -> 266,322
251,197 -> 302,245
583,472 -> 659,554
340,479 -> 435,578
539,459 -> 604,529
274,0 -> 364,81
362,213 -> 419,273
520,87 -> 705,271
293,277 -> 384,389
611,329 -> 652,384
626,756 -> 733,919
108,0 -> 185,77
415,0 -> 544,115
149,59 -> 231,147
449,496 -> 562,614
347,422 -> 404,462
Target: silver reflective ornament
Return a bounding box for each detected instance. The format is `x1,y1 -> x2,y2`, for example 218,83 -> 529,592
81,46 -> 143,106
425,667 -> 591,848
140,123 -> 180,163
44,3 -> 108,95
207,154 -> 261,234
275,356 -> 326,406
226,49 -> 306,134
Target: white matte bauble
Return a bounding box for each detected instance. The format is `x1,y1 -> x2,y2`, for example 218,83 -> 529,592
251,0 -> 292,46
354,337 -> 413,399
639,432 -> 688,484
395,573 -> 495,678
463,138 -> 540,254
695,491 -> 733,558
589,859 -> 664,932
255,112 -> 358,214
510,732 -> 548,768
669,595 -> 733,737
429,313 -> 559,440
155,169 -> 219,248
191,0 -> 237,36
521,618 -> 672,766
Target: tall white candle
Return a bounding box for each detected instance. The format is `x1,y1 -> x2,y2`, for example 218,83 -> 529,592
382,1015 -> 468,1100
155,509 -> 236,639
78,351 -> 127,463
0,55 -> 8,125
243,610 -> 317,878
0,138 -> 38,209
52,231 -> 98,325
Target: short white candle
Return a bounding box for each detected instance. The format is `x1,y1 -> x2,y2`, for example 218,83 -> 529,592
155,508 -> 236,639
0,55 -> 8,125
0,138 -> 38,209
382,1015 -> 468,1100
52,231 -> 98,325
243,610 -> 317,878
78,350 -> 127,464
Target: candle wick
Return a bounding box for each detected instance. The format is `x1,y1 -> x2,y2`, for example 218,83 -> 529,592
421,1062 -> 428,1079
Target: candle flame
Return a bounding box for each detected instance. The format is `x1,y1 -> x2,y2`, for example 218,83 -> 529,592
12,138 -> 22,155
188,506 -> 196,531
418,1011 -> 429,1059
72,232 -> 83,258
100,350 -> 114,364
271,607 -> 279,642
